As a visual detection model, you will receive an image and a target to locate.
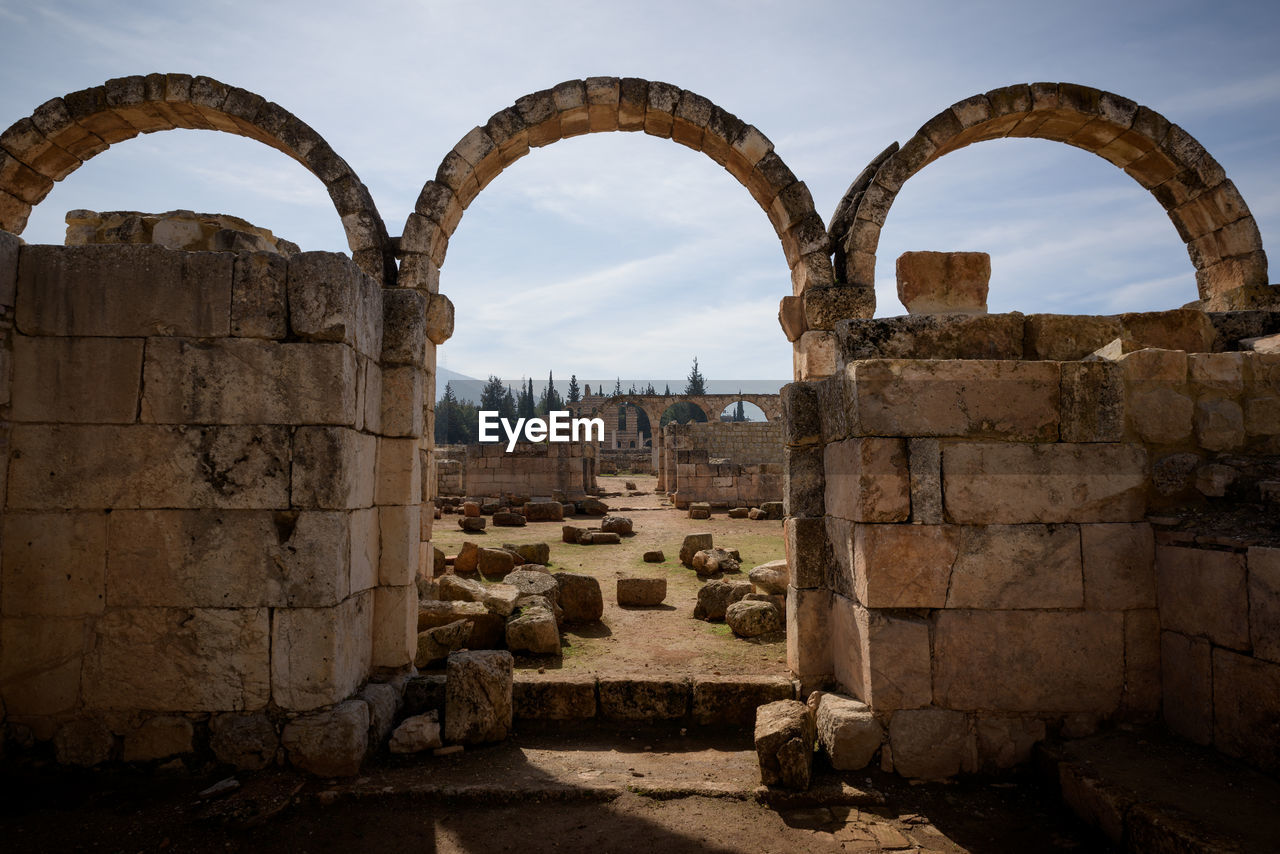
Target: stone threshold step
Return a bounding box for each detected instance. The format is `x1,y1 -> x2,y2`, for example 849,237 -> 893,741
406,672 -> 799,727
1038,728 -> 1280,852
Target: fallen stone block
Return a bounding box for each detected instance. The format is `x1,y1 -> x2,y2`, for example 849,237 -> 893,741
692,547 -> 741,576
462,501 -> 481,518
506,604 -> 561,655
589,532 -> 621,545
755,700 -> 814,789
580,497 -> 608,516
513,542 -> 550,564
562,525 -> 585,544
617,576 -> 667,606
727,599 -> 783,637
415,619 -> 472,667
748,508 -> 766,520
524,500 -> 564,522
643,550 -> 665,563
444,650 -> 514,744
758,502 -> 785,520
282,700 -> 369,776
492,511 -> 526,527
389,712 -> 442,753
506,569 -> 559,603
689,503 -> 712,520
600,515 -> 633,535
695,579 -> 753,621
458,516 -> 486,533
403,674 -> 446,716
481,583 -> 520,618
680,533 -> 714,567
553,572 -> 604,623
477,547 -> 517,578
749,559 -> 789,595
417,601 -> 504,649
728,507 -> 750,519
437,573 -> 486,604
816,692 -> 883,771
693,675 -> 795,726
454,541 -> 480,574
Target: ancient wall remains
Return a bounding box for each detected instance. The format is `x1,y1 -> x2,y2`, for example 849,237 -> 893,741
597,449 -> 653,475
786,307 -> 1280,777
0,238 -> 433,766
663,421 -> 783,509
438,442 -> 596,501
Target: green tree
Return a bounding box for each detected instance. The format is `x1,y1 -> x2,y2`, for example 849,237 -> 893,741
733,391 -> 746,422
644,382 -> 656,395
539,370 -> 563,416
518,378 -> 536,420
613,377 -> 622,396
501,386 -> 516,421
684,357 -> 707,396
566,374 -> 581,404
663,384 -> 672,397
480,375 -> 506,412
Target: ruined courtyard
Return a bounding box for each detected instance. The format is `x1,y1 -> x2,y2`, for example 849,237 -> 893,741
0,66 -> 1277,853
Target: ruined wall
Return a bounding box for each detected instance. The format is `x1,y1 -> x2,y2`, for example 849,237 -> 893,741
787,307 -> 1280,777
434,446 -> 467,495
452,441 -> 596,501
0,239 -> 430,761
597,449 -> 653,475
664,421 -> 783,508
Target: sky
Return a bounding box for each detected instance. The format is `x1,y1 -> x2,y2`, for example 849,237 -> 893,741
1,0 -> 1277,386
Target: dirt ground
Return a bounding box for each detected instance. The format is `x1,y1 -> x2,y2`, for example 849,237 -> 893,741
0,723 -> 1107,853
431,474 -> 788,677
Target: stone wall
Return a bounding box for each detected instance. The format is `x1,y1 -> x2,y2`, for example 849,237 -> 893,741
438,441 -> 596,501
786,307 -> 1280,777
663,421 -> 783,508
598,449 -> 653,475
0,237 -> 432,765
1157,542 -> 1280,775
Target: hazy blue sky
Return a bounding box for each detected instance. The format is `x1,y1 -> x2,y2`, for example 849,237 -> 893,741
2,0 -> 1277,382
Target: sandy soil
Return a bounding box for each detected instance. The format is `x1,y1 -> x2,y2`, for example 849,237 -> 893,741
431,475 -> 788,677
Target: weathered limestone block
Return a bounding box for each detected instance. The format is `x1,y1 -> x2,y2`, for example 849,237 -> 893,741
787,587 -> 832,690
933,610 -> 1124,712
513,675 -> 597,720
444,650 -> 514,743
598,677 -> 689,721
376,437 -> 422,506
754,700 -> 815,789
692,547 -> 740,576
1060,361 -> 1125,443
853,523 -> 957,608
270,593 -> 373,711
349,508 -> 379,594
617,576 -> 666,606
795,330 -> 837,379
823,437 -> 910,523
380,288 -> 428,365
726,599 -> 782,637
695,579 -> 753,621
1024,314 -> 1122,361
425,292 -> 454,345
975,715 -> 1046,771
379,504 -> 420,587
524,500 -> 563,522
231,251 -> 288,339
16,244 -> 231,337
599,515 -> 632,535
418,601 -> 504,649
372,585 -> 417,668
209,712 -> 278,771
1211,648 -> 1280,773
123,716 -> 194,762
0,616 -> 85,716
141,338 -> 357,425
281,700 -> 369,777
106,509 -> 350,608
7,424 -> 290,510
947,524 -> 1083,609
1119,309 -> 1215,354
907,438 -> 943,524
749,559 -> 789,595
286,251 -> 382,358
553,573 -> 603,623
836,313 -> 1025,361
416,619 -> 472,667
1155,545 -> 1249,651
54,719 -> 115,767
691,675 -> 794,727
942,442 -> 1147,523
848,360 -> 1060,441
679,532 -> 714,567
513,542 -> 550,564
2,511 -> 106,616
289,427 -> 377,510
389,713 -> 442,753
889,709 -> 970,779
1194,397 -> 1245,451
816,692 -> 883,770
785,444 -> 825,518
82,607 -> 271,711
783,517 -> 834,591
506,604 -> 561,655
360,680 -> 402,746
1081,523 -> 1156,610
895,251 -> 990,315
1122,609 -> 1162,719
1249,547 -> 1280,664
11,335 -> 144,423
1,227 -> 21,307
831,598 -> 932,712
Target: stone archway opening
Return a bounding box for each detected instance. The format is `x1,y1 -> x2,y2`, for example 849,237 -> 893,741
718,400 -> 768,422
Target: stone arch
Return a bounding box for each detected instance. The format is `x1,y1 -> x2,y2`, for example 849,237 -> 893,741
398,77 -> 834,295
828,82 -> 1271,316
0,74 -> 396,285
